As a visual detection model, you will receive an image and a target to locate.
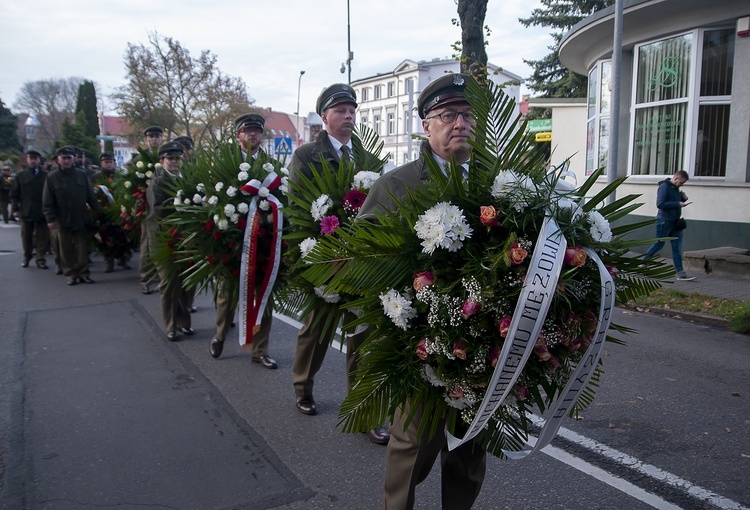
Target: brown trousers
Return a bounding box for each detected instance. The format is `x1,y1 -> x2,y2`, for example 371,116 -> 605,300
384,402 -> 487,510
21,220 -> 50,264
157,266 -> 191,333
214,290 -> 272,357
57,229 -> 90,278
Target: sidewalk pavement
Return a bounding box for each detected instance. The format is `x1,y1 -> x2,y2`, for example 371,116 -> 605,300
666,271 -> 750,302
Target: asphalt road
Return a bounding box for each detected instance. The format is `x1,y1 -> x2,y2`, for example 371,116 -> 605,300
1,222 -> 748,510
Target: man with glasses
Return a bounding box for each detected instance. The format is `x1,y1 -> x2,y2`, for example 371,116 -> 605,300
42,146 -> 99,286
358,73 -> 486,510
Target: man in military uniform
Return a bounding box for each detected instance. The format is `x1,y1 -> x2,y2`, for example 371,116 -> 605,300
209,113 -> 277,369
138,125 -> 164,294
358,73 -> 486,510
147,141 -> 193,341
287,84 -> 389,444
42,145 -> 98,285
94,152 -> 132,272
0,165 -> 14,224
11,149 -> 49,268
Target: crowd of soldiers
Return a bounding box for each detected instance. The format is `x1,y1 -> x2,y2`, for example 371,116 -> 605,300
7,75 -> 491,509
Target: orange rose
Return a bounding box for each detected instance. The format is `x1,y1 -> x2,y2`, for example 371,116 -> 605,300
479,205 -> 500,227
509,242 -> 528,265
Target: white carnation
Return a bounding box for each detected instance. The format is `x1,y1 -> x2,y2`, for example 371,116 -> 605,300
215,182 -> 224,192
259,200 -> 270,211
207,196 -> 219,206
217,219 -> 229,230
196,183 -> 205,193
226,186 -> 237,197
239,162 -> 251,172
380,289 -> 417,330
124,181 -> 132,189
224,203 -> 236,216
299,237 -> 317,260
588,210 -> 613,243
310,194 -> 333,221
145,171 -> 153,178
237,171 -> 249,181
136,161 -> 144,169
237,202 -> 249,214
262,162 -> 274,173
352,171 -> 381,190
192,193 -> 202,204
314,286 -> 341,303
258,187 -> 270,198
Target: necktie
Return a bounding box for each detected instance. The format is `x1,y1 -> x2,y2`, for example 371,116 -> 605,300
340,145 -> 351,163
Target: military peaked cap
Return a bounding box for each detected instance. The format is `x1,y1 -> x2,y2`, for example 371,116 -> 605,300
99,152 -> 115,161
418,73 -> 473,119
234,113 -> 265,133
26,149 -> 42,158
143,125 -> 164,137
173,135 -> 194,150
55,145 -> 76,156
157,141 -> 184,158
316,83 -> 357,115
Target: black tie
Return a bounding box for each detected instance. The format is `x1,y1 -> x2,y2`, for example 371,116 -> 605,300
340,145 -> 351,163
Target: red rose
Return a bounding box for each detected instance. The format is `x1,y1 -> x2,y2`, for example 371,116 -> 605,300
204,220 -> 214,232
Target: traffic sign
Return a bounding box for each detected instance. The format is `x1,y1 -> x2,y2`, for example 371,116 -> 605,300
535,131 -> 552,142
275,137 -> 293,156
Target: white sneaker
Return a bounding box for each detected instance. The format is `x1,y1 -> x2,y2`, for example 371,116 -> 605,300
676,271 -> 696,281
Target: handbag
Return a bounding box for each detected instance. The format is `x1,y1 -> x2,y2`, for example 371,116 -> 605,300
674,218 -> 687,231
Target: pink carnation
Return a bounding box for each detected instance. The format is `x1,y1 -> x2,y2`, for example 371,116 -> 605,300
320,215 -> 340,235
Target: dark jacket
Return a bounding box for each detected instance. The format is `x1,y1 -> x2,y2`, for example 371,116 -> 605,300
655,178 -> 683,222
358,141 -> 432,220
42,167 -> 97,230
11,166 -> 48,222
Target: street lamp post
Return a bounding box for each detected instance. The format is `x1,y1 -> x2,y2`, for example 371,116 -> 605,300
295,70 -> 305,147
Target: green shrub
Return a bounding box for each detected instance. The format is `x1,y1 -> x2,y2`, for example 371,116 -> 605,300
729,301 -> 750,334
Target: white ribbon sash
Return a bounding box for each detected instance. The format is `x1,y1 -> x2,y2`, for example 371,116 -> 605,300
447,216 -> 567,450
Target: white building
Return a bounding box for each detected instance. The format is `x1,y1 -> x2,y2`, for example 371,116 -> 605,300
352,58 -> 523,169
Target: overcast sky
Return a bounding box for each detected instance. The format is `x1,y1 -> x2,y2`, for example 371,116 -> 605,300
1,0 -> 553,117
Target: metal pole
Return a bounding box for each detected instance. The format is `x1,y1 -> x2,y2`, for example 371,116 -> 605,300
296,70 -> 305,146
606,0 -> 623,205
347,0 -> 352,85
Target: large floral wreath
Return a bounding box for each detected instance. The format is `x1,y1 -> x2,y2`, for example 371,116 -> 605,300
153,142 -> 288,348
110,147 -> 159,243
279,126 -> 388,341
299,79 -> 672,459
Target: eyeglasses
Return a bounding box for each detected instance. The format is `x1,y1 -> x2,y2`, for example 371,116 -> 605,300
425,110 -> 475,124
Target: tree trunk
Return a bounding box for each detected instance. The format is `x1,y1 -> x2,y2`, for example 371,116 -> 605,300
457,0 -> 489,82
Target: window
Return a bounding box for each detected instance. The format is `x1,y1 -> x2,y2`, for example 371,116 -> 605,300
403,109 -> 411,134
361,87 -> 369,102
373,115 -> 381,135
387,113 -> 395,135
628,29 -> 733,178
374,85 -> 381,100
387,82 -> 395,97
586,61 -> 611,175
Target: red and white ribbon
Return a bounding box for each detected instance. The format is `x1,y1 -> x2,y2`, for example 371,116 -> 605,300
238,171 -> 283,350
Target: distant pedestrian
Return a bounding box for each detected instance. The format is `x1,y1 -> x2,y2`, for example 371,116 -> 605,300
644,170 -> 695,281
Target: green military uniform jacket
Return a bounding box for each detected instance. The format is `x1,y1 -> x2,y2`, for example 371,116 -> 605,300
42,167 -> 97,230
11,166 -> 48,222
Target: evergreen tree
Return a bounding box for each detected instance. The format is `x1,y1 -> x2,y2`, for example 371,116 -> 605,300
0,99 -> 21,152
520,0 -> 613,100
75,80 -> 100,138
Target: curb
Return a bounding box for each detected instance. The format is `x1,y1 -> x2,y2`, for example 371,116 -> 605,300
620,304 -> 730,329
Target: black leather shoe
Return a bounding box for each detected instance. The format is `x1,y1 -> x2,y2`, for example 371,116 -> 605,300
37,261 -> 48,269
21,259 -> 29,268
190,305 -> 197,313
80,276 -> 95,284
366,426 -> 390,445
252,355 -> 277,369
209,338 -> 224,358
66,278 -> 77,286
296,396 -> 317,415
55,266 -> 63,275
166,331 -> 178,341
179,327 -> 195,335
141,283 -> 152,295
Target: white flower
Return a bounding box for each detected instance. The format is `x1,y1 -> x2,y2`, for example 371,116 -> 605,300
183,198 -> 191,205
230,213 -> 240,224
173,197 -> 181,206
422,364 -> 446,387
380,289 -> 417,330
258,187 -> 270,198
145,170 -> 153,178
136,172 -> 145,179
259,200 -> 270,211
136,161 -> 144,169
154,163 -> 161,170
213,214 -> 220,223
239,162 -> 251,172
414,202 -> 473,254
226,186 -> 237,197
279,167 -> 289,176
176,189 -> 184,198
299,237 -> 317,259
262,162 -> 274,173
314,286 -> 341,303
196,183 -> 205,193
224,203 -> 236,216
215,182 -> 225,192
588,210 -> 613,243
237,202 -> 249,214
192,193 -> 202,204
491,170 -> 518,198
124,181 -> 132,189
237,171 -> 249,181
280,176 -> 289,194
352,171 -> 381,190
217,219 -> 229,230
310,194 -> 333,221
207,196 -> 219,206
120,205 -> 126,213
